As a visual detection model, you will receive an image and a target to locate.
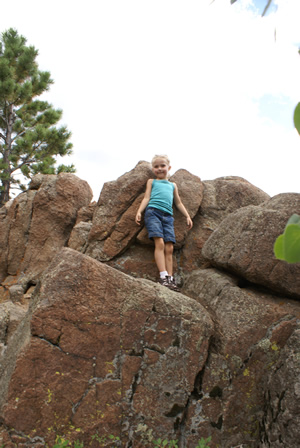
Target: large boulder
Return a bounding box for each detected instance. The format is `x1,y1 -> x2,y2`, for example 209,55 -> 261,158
202,193 -> 300,299
85,161 -> 153,261
0,248 -> 214,447
0,193 -> 35,283
181,176 -> 270,272
259,327 -> 300,447
0,173 -> 92,291
182,268 -> 300,448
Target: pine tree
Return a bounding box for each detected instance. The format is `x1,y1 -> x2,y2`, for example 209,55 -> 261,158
0,28 -> 75,207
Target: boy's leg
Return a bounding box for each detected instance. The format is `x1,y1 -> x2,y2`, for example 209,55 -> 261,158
153,237 -> 166,273
164,242 -> 174,277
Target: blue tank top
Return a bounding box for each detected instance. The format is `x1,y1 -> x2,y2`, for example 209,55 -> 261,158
148,179 -> 175,215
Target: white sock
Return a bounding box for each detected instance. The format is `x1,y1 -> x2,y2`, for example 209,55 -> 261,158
160,271 -> 168,279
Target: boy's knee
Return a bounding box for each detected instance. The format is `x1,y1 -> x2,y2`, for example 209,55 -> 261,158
165,242 -> 174,255
154,237 -> 165,250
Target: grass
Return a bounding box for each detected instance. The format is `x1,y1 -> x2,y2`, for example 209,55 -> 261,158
50,435 -> 212,448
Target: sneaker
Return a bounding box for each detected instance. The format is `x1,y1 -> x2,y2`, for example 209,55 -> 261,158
167,277 -> 180,292
157,276 -> 180,292
157,276 -> 170,287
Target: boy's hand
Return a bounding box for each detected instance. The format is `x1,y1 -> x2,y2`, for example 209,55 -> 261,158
186,216 -> 193,229
135,212 -> 142,225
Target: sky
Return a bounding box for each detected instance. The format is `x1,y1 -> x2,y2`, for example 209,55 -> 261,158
2,0 -> 300,201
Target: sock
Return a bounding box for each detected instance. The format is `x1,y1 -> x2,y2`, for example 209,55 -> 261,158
160,271 -> 168,279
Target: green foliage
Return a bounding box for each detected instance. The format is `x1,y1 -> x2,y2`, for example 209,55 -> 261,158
91,433 -> 121,445
195,437 -> 212,448
152,438 -> 178,447
274,214 -> 300,263
50,434 -> 211,448
0,28 -> 75,206
294,102 -> 300,135
52,437 -> 83,448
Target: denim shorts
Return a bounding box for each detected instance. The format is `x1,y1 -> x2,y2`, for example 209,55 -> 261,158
144,207 -> 176,243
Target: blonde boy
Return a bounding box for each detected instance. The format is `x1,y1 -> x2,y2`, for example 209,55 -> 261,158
135,155 -> 193,291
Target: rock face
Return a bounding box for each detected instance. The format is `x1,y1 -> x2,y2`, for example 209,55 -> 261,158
181,176 -> 270,271
202,193 -> 300,299
259,328 -> 300,448
0,249 -> 214,447
0,163 -> 300,448
0,173 -> 93,288
182,268 -> 300,447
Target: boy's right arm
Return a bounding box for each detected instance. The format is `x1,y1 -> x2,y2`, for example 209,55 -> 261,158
135,179 -> 153,225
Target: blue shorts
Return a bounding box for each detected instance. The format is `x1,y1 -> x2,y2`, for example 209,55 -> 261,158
144,207 -> 176,244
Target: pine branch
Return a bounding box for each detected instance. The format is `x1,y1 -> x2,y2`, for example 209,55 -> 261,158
11,157 -> 35,173
11,129 -> 29,143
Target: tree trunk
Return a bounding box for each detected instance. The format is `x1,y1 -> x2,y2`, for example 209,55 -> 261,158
0,179 -> 10,207
0,103 -> 14,207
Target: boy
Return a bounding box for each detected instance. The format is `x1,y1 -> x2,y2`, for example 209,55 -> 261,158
135,155 -> 193,291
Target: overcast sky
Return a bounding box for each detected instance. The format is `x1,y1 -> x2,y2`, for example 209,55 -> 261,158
2,0 -> 300,201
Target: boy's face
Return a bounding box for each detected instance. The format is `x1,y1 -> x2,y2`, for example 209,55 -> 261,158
152,158 -> 171,179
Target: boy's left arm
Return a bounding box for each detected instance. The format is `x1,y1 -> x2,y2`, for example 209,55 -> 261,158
173,183 -> 193,229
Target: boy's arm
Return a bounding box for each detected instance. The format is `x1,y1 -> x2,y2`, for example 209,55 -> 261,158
135,179 -> 153,225
173,183 -> 193,229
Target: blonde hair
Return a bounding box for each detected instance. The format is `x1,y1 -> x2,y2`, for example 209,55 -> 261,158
151,154 -> 170,167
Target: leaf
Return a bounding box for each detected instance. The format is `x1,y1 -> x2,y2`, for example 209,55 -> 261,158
286,213 -> 300,227
294,102 -> 300,135
274,214 -> 300,263
282,224 -> 300,263
274,234 -> 285,260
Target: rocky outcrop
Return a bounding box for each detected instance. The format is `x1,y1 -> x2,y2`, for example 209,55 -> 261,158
0,163 -> 300,448
182,268 -> 300,447
259,328 -> 300,447
181,176 -> 270,273
0,248 -> 214,447
0,173 -> 93,289
202,193 -> 300,299
85,161 -> 154,261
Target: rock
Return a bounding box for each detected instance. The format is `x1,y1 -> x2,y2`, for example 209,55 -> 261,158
202,193 -> 300,299
87,161 -> 153,242
0,173 -> 93,285
182,268 -> 300,447
0,191 -> 36,283
0,248 -> 214,447
0,302 -> 27,348
85,160 -> 154,261
75,202 -> 97,225
181,176 -> 270,272
1,165 -> 300,448
259,327 -> 300,447
107,244 -> 170,282
8,285 -> 24,303
86,193 -> 145,261
68,221 -> 92,252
